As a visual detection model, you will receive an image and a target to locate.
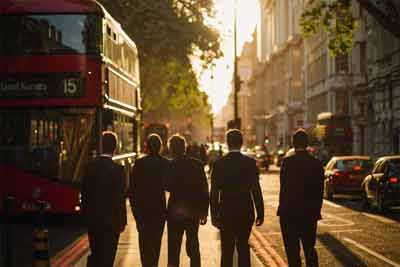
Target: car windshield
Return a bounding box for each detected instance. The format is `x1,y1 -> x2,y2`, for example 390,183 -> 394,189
0,14 -> 102,55
336,159 -> 373,172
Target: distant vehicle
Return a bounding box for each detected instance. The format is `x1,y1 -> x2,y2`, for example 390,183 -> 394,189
285,147 -> 319,159
324,156 -> 373,200
314,112 -> 353,162
276,149 -> 285,166
254,146 -> 271,171
361,156 -> 400,213
0,0 -> 141,214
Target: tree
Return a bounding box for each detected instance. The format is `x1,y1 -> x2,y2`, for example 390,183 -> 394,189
300,0 -> 400,56
98,0 -> 221,126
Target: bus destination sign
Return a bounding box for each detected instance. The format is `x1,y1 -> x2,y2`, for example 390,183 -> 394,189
0,73 -> 84,98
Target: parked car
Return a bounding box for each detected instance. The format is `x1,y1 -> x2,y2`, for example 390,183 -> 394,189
361,156 -> 400,213
324,156 -> 373,200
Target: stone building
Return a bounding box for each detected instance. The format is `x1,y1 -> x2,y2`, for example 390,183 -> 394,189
351,1 -> 400,157
254,0 -> 305,151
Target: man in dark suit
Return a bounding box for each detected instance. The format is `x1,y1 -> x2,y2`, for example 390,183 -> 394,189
130,134 -> 169,267
81,131 -> 127,267
165,135 -> 209,267
210,129 -> 264,267
277,129 -> 324,267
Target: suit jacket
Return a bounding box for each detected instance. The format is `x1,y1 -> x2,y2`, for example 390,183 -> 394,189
210,152 -> 264,226
81,156 -> 127,230
277,150 -> 324,220
129,154 -> 168,223
164,155 -> 209,220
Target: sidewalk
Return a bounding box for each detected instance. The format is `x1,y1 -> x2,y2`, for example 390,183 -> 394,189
73,204 -> 265,267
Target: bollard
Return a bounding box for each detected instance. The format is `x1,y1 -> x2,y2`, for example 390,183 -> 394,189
33,201 -> 50,267
2,195 -> 14,267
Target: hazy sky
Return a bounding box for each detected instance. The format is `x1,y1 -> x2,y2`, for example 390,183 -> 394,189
196,0 -> 260,114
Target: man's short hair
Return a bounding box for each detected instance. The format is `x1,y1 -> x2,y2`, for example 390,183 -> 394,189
292,129 -> 308,149
102,131 -> 118,154
168,134 -> 186,157
226,129 -> 243,149
147,134 -> 162,154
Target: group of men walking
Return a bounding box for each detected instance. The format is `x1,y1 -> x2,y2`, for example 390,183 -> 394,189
81,128 -> 324,267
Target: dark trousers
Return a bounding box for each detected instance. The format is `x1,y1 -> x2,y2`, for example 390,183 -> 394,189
279,217 -> 318,267
87,228 -> 120,267
167,218 -> 201,267
220,221 -> 252,267
137,219 -> 165,267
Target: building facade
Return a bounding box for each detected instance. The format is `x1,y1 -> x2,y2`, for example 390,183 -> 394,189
351,1 -> 400,157
254,0 -> 305,151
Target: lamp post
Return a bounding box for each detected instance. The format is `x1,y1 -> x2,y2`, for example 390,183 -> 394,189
232,0 -> 241,129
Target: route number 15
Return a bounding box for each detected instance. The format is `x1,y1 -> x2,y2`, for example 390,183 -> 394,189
64,79 -> 79,95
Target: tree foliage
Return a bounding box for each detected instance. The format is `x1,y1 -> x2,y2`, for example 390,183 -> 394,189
300,0 -> 400,56
300,0 -> 358,56
98,0 -> 221,124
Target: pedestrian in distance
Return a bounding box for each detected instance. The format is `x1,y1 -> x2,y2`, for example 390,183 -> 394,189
277,129 -> 324,267
165,134 -> 209,267
129,134 -> 169,267
81,131 -> 127,267
210,129 -> 264,267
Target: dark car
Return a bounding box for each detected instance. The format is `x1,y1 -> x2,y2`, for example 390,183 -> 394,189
324,156 -> 373,200
361,156 -> 400,213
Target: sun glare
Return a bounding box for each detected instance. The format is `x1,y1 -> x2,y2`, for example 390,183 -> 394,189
198,0 -> 260,115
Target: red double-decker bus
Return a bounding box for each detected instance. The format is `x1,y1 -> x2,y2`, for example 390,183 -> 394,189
0,0 -> 141,215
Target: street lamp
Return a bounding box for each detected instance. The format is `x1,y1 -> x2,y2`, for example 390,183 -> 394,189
231,0 -> 241,130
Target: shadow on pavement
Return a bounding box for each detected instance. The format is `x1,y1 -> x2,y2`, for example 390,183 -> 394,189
318,233 -> 366,267
328,195 -> 400,222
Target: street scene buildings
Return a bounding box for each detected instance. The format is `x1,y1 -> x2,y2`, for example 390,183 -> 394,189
217,0 -> 400,159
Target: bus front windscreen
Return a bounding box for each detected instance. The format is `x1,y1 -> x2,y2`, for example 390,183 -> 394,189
0,109 -> 95,184
0,14 -> 102,55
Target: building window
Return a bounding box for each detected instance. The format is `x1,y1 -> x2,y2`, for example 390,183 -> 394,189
336,54 -> 348,73
360,42 -> 366,73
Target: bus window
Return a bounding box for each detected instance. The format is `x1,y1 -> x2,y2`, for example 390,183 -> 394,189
0,109 -> 95,184
0,14 -> 102,55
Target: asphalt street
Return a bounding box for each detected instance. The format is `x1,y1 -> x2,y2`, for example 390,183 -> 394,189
259,165 -> 400,267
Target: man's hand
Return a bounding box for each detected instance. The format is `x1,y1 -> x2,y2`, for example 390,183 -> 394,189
255,217 -> 264,226
199,216 -> 207,225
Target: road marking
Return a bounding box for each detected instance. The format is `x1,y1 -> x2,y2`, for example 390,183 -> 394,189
323,200 -> 342,208
361,213 -> 397,224
343,238 -> 400,267
319,213 -> 355,227
329,229 -> 363,234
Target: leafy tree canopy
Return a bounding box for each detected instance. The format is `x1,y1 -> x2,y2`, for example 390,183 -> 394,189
300,0 -> 400,56
98,0 -> 222,125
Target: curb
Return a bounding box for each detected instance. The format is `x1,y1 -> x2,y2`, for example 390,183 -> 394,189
249,229 -> 286,267
51,234 -> 89,267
